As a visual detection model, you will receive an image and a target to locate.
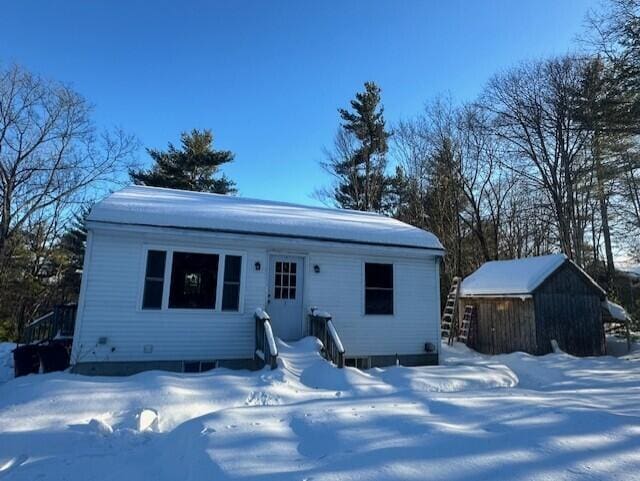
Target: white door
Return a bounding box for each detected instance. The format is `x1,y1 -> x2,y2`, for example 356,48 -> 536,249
267,255 -> 304,341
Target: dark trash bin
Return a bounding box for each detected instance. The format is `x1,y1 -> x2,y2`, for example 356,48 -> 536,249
37,343 -> 70,373
13,345 -> 41,377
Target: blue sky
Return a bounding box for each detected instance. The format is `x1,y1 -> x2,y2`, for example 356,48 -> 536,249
0,0 -> 599,205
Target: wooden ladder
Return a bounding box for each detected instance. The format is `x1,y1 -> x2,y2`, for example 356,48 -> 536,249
441,277 -> 461,345
457,305 -> 476,345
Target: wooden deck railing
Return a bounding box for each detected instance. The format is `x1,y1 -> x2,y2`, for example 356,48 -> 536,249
254,308 -> 278,369
21,304 -> 78,344
309,308 -> 345,368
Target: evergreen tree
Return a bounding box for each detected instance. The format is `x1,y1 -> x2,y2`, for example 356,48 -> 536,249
55,207 -> 90,302
590,0 -> 640,129
130,129 -> 236,194
330,82 -> 391,212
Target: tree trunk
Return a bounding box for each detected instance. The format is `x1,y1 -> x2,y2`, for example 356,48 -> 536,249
594,134 -> 615,288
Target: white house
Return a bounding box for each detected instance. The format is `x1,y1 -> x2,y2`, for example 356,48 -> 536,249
71,186 -> 444,374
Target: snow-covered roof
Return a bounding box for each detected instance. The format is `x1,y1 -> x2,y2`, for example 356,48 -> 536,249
603,300 -> 630,322
616,257 -> 640,280
459,254 -> 604,296
88,186 -> 444,251
621,265 -> 640,280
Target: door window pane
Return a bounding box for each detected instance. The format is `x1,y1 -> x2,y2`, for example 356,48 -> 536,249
142,250 -> 166,309
365,263 -> 393,315
169,252 -> 219,309
274,261 -> 297,300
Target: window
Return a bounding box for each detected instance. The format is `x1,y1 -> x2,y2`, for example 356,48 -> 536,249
183,360 -> 217,373
142,250 -> 166,309
183,361 -> 201,373
169,252 -> 219,309
274,261 -> 296,300
222,255 -> 242,311
345,357 -> 372,369
365,263 -> 393,315
141,249 -> 244,311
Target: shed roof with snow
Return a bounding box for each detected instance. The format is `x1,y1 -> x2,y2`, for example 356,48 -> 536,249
459,254 -> 605,297
88,186 -> 444,251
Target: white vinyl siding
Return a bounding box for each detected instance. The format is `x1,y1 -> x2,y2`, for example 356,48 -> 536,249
72,230 -> 266,363
306,253 -> 439,357
72,224 -> 440,365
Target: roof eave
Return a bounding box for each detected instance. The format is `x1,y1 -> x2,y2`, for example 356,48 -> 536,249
86,219 -> 446,254
459,293 -> 533,299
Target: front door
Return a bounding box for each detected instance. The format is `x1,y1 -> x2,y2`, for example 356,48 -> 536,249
268,255 -> 304,341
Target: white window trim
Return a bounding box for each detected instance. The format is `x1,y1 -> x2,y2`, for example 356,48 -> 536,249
361,260 -> 396,317
138,244 -> 246,314
220,254 -> 246,312
136,246 -> 168,311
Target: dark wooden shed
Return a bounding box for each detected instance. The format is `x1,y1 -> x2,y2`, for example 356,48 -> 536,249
458,254 -> 607,357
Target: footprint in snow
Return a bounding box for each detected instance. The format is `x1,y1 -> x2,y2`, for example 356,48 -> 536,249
245,390 -> 281,406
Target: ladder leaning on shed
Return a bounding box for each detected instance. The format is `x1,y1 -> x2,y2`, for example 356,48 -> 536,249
457,304 -> 476,345
441,277 -> 461,345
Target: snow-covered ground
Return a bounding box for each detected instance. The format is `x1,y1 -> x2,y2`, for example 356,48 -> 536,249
1,338 -> 639,480
0,342 -> 15,384
607,334 -> 640,359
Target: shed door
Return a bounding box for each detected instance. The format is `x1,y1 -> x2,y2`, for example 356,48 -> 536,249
267,255 -> 304,341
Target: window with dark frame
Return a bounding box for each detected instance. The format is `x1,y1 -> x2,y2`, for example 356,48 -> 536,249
364,263 -> 393,315
169,252 -> 219,309
142,250 -> 166,309
221,255 -> 242,311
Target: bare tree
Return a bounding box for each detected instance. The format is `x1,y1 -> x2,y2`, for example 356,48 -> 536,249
619,151 -> 640,255
481,57 -> 595,266
0,64 -> 137,338
0,64 -> 137,272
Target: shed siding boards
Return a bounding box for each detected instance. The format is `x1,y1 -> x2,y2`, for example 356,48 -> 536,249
533,263 -> 606,356
461,297 -> 536,355
72,224 -> 440,367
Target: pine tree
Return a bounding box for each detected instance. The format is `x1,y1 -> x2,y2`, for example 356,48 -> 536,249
331,82 -> 391,212
55,207 -> 90,302
574,55 -> 638,289
130,129 -> 236,194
